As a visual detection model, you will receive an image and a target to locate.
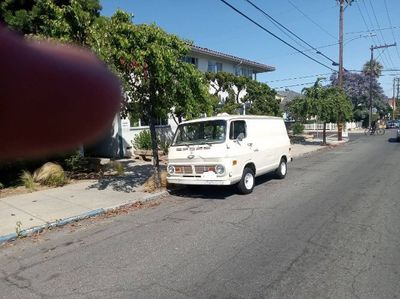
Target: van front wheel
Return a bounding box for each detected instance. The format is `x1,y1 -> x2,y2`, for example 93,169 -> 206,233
237,167 -> 255,194
275,158 -> 287,179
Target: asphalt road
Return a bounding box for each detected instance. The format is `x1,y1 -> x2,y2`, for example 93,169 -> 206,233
1,131 -> 399,299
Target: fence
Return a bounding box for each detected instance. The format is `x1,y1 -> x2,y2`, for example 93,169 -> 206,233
303,122 -> 362,131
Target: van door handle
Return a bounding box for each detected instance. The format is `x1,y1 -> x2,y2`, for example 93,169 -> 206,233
254,148 -> 259,152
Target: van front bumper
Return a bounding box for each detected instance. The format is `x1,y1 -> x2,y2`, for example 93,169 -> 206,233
167,176 -> 235,186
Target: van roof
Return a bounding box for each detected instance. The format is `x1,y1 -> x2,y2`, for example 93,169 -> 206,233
180,115 -> 283,124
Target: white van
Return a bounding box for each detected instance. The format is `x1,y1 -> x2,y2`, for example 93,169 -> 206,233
167,115 -> 291,194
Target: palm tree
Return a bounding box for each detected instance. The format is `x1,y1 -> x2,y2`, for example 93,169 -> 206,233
363,59 -> 383,78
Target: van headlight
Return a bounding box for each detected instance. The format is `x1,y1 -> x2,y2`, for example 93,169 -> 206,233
167,165 -> 175,174
215,164 -> 225,175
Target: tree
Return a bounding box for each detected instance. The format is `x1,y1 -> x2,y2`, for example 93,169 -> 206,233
244,80 -> 281,116
206,72 -> 280,116
331,71 -> 387,122
206,72 -> 248,114
319,86 -> 352,144
130,25 -> 213,187
0,0 -> 101,44
91,11 -> 213,187
288,79 -> 352,144
363,59 -> 383,78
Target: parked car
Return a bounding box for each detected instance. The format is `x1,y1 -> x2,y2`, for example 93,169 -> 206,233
167,115 -> 291,194
386,120 -> 399,129
397,128 -> 400,142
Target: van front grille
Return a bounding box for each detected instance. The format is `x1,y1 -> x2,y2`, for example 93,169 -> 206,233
194,165 -> 216,174
174,165 -> 193,174
171,164 -> 216,175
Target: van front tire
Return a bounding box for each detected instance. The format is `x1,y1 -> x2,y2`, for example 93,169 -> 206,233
275,158 -> 287,179
237,167 -> 255,194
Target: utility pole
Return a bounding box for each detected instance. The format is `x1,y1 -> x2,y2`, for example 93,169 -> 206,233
368,43 -> 396,128
338,0 -> 345,88
337,0 -> 352,141
392,78 -> 400,120
396,77 -> 400,120
392,78 -> 396,120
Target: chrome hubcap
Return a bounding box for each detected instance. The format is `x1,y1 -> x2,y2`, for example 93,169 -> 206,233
280,162 -> 287,175
244,173 -> 254,190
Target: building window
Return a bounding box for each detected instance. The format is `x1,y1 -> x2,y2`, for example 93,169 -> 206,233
182,56 -> 198,67
208,60 -> 215,73
130,116 -> 168,127
234,66 -> 253,79
208,61 -> 223,73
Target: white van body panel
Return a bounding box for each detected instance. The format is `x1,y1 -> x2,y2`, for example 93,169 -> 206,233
167,115 -> 291,187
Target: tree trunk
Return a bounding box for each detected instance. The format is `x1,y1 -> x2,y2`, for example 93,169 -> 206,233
149,114 -> 161,188
322,122 -> 327,145
337,121 -> 343,141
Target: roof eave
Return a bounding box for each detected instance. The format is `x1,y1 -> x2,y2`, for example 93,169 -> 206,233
189,45 -> 275,73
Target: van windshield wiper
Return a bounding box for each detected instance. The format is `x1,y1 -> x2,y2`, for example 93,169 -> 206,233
198,141 -> 213,147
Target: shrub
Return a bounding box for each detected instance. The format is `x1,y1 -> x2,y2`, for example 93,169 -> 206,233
33,162 -> 67,187
133,130 -> 153,150
20,171 -> 36,191
0,182 -> 4,189
112,161 -> 125,175
159,139 -> 171,154
63,150 -> 84,171
292,122 -> 305,135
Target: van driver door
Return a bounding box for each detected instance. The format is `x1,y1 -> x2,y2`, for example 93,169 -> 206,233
227,120 -> 254,179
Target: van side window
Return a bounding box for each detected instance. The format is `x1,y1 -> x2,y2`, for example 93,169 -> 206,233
229,121 -> 247,139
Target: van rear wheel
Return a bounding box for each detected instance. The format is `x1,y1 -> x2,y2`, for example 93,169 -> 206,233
275,158 -> 287,179
237,167 -> 255,194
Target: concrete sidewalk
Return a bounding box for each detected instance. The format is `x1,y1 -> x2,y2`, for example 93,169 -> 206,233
0,136 -> 346,244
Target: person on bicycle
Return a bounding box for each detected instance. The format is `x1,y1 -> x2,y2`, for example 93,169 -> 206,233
371,120 -> 377,135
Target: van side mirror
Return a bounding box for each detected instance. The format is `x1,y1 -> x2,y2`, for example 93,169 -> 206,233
237,133 -> 244,141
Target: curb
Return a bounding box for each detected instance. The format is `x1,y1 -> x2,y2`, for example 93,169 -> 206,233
0,190 -> 168,246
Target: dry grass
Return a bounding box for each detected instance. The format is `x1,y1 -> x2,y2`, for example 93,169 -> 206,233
20,171 -> 36,192
142,170 -> 168,192
33,162 -> 67,187
112,161 -> 125,175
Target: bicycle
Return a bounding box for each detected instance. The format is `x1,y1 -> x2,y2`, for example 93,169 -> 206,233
364,127 -> 385,136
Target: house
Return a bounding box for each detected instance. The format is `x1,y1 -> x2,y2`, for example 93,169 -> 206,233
87,45 -> 275,158
276,89 -> 302,120
387,98 -> 397,112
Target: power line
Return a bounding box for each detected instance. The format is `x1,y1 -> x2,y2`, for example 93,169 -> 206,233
268,34 -> 373,60
368,0 -> 395,67
346,26 -> 400,36
217,0 -> 336,71
242,0 -> 310,52
360,0 -> 392,68
356,1 -> 390,68
287,0 -> 336,40
273,79 -> 328,90
244,0 -> 339,66
383,0 -> 400,62
265,73 -> 333,83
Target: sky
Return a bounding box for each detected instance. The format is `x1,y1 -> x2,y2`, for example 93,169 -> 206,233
100,0 -> 400,96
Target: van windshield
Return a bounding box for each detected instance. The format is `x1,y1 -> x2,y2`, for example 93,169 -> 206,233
173,120 -> 227,146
